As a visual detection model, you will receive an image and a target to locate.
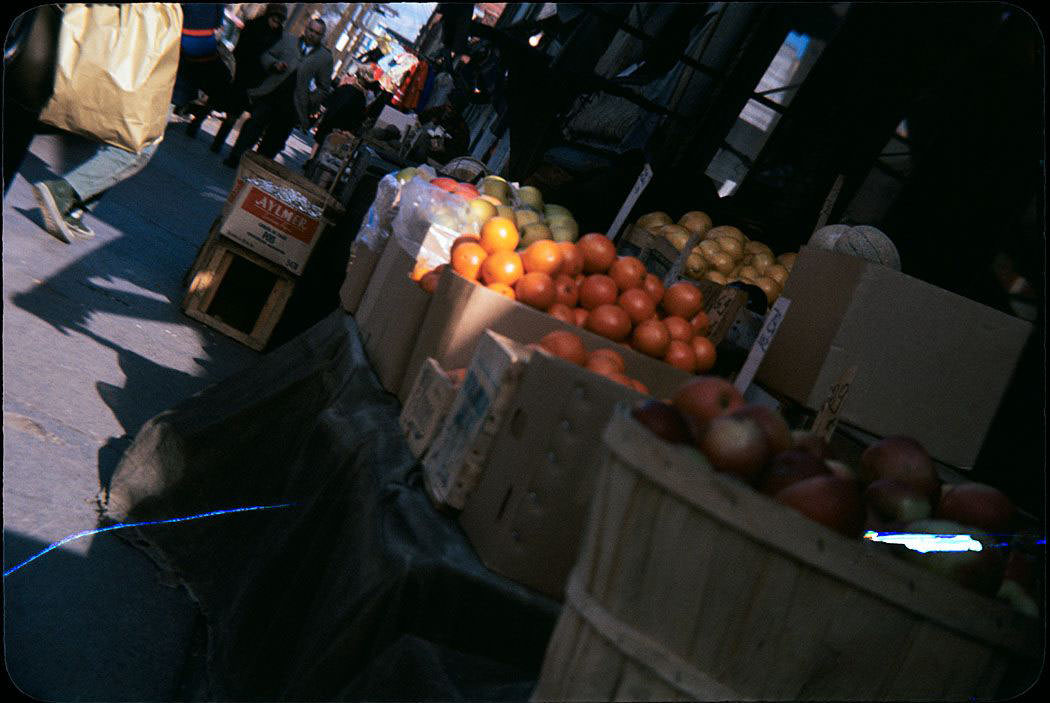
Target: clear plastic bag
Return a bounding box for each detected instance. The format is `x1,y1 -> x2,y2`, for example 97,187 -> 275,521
355,164 -> 440,251
391,174 -> 480,270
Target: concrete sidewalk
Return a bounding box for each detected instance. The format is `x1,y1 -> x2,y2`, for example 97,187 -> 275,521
3,114 -> 315,700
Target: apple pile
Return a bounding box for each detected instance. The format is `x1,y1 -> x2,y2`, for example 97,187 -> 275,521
534,330 -> 650,394
630,211 -> 799,308
630,380 -> 1041,614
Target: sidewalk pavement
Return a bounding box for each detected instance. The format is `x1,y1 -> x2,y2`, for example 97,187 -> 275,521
3,113 -> 315,700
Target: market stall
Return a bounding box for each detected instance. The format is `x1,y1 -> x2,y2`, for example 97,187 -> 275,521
111,3 -> 1043,700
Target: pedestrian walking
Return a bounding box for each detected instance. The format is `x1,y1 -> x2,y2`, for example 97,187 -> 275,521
171,3 -> 230,116
303,73 -> 369,172
186,3 -> 287,153
28,4 -> 182,243
223,18 -> 333,167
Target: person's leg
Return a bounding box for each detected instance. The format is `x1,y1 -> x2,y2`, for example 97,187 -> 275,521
33,138 -> 160,242
211,92 -> 247,152
224,99 -> 275,167
63,139 -> 159,205
211,111 -> 241,152
257,106 -> 297,160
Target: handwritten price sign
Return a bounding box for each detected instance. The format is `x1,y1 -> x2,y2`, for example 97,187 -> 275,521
733,296 -> 791,394
812,366 -> 858,441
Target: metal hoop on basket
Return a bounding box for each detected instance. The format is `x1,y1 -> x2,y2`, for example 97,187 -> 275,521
438,156 -> 490,184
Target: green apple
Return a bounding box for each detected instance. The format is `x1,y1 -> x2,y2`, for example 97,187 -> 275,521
514,208 -> 542,229
520,223 -> 553,247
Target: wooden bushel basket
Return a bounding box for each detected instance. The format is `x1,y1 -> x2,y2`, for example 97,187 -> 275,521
532,408 -> 1040,701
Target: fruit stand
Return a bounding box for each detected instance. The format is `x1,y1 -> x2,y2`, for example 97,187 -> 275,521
109,4 -> 1041,699
139,153 -> 1045,698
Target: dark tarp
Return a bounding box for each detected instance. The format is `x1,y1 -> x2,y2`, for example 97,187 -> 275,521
99,311 -> 559,701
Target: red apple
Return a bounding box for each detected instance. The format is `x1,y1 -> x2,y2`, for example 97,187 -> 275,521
698,413 -> 770,483
631,400 -> 691,445
936,482 -> 1015,533
774,475 -> 865,538
759,450 -> 830,496
790,429 -> 831,461
864,479 -> 933,526
900,518 -> 1007,596
859,436 -> 940,499
733,404 -> 792,457
672,376 -> 745,443
825,459 -> 856,482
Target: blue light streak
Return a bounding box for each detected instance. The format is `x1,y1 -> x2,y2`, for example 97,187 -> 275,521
3,503 -> 296,578
863,531 -> 983,553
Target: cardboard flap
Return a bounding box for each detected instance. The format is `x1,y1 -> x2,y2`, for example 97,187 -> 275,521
459,344 -> 643,599
820,260 -> 1031,468
756,247 -> 865,402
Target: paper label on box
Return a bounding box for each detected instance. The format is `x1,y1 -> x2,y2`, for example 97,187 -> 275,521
400,359 -> 457,459
423,337 -> 527,509
220,185 -> 324,274
706,287 -> 745,345
735,296 -> 792,393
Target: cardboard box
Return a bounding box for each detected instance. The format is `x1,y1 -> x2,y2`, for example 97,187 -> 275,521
375,105 -> 419,138
422,334 -> 531,510
400,358 -> 459,461
354,240 -> 432,393
617,223 -> 656,258
454,331 -> 651,600
399,268 -> 693,404
339,237 -> 387,314
755,246 -> 1032,468
220,183 -> 327,275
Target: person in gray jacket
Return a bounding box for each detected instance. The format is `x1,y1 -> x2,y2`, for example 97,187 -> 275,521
223,18 -> 333,167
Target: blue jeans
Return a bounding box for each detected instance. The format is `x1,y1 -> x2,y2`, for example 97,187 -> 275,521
63,139 -> 159,210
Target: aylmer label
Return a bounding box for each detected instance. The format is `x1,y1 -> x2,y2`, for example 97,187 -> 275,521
220,185 -> 325,275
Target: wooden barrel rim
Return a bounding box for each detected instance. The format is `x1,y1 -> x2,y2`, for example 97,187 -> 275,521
565,572 -> 748,701
599,409 -> 1040,655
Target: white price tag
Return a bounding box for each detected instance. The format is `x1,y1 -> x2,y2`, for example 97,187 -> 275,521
608,163 -> 653,241
733,296 -> 792,394
812,366 -> 857,441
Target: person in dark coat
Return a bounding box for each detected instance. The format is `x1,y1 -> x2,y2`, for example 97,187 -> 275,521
186,3 -> 287,153
172,3 -> 230,115
304,73 -> 368,170
223,17 -> 334,166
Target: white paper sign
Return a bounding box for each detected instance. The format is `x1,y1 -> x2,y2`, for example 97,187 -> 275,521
733,296 -> 792,394
608,163 -> 653,240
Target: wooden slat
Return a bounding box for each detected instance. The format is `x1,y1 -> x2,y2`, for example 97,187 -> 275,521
533,609 -> 586,702
602,409 -> 1040,655
629,491 -> 719,657
756,564 -> 841,699
557,620 -> 626,702
180,233 -> 296,352
613,660 -> 680,702
720,550 -> 801,697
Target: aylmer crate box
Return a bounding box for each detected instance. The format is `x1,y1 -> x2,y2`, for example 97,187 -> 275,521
220,152 -> 341,275
532,407 -> 1041,701
755,246 -> 1032,469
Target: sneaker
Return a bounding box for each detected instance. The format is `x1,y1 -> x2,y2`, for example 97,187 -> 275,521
63,208 -> 95,240
32,179 -> 79,243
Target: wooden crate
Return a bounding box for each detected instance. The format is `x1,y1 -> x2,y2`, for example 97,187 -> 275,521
182,229 -> 296,352
532,408 -> 1040,701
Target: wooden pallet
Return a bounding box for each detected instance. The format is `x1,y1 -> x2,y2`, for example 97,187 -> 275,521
182,229 -> 296,352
